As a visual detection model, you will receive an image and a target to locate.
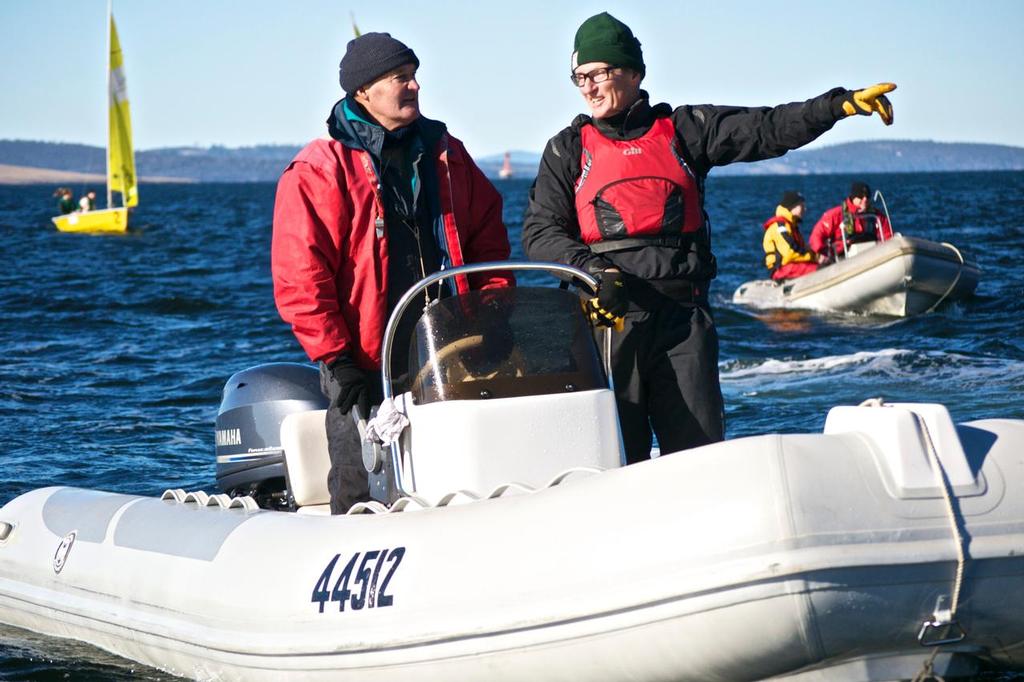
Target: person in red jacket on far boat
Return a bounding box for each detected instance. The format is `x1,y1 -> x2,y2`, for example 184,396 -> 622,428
271,32 -> 512,514
762,190 -> 820,281
809,181 -> 894,263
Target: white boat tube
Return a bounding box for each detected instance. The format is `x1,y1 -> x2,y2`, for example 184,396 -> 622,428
733,235 -> 981,317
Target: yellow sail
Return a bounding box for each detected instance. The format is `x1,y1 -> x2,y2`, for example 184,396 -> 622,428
108,14 -> 137,208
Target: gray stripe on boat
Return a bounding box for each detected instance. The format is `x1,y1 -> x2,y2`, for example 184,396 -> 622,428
42,489 -> 137,542
113,497 -> 251,561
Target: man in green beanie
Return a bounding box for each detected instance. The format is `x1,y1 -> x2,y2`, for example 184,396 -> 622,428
522,11 -> 896,464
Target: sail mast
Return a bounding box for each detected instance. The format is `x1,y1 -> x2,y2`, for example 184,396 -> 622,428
105,0 -> 113,209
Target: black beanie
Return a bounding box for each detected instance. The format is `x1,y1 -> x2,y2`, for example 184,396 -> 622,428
339,32 -> 419,94
849,181 -> 871,199
780,190 -> 805,210
572,13 -> 645,76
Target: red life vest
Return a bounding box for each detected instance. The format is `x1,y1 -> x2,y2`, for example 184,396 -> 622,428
763,215 -> 790,230
574,117 -> 703,246
762,214 -> 808,250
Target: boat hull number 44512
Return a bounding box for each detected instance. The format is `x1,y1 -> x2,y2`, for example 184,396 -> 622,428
311,547 -> 405,613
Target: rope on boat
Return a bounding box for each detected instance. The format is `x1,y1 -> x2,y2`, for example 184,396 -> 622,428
911,648 -> 945,682
914,412 -> 968,623
922,242 -> 965,315
871,190 -> 964,316
857,398 -> 968,681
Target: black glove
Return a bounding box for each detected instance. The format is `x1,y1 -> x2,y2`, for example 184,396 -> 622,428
588,269 -> 629,327
327,355 -> 370,418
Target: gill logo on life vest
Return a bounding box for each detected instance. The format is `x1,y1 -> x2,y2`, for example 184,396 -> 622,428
575,148 -> 594,193
623,147 -> 642,156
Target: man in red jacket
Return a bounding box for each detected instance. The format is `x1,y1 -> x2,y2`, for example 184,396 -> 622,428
272,33 -> 512,513
809,181 -> 894,262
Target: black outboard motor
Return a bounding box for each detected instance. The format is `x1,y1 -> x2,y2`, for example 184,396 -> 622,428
215,362 -> 328,510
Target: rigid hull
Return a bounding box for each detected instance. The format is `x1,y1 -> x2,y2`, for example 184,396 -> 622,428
51,207 -> 129,233
1,412 -> 1023,681
732,235 -> 980,316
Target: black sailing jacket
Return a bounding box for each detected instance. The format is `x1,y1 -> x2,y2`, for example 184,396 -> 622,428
522,87 -> 848,291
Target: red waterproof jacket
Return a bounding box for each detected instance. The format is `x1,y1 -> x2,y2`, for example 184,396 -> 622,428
809,199 -> 893,257
272,116 -> 512,369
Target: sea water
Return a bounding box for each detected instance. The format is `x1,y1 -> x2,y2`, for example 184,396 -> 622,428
0,171 -> 1022,679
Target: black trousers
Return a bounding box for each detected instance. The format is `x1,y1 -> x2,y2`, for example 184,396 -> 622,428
319,363 -> 378,515
604,299 -> 725,464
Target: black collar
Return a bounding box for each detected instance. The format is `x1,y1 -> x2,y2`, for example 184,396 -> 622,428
575,91 -> 673,141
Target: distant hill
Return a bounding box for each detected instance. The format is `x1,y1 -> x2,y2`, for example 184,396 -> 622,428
0,162 -> 190,185
0,140 -> 296,183
2,139 -> 1022,184
0,163 -> 107,185
713,140 -> 1024,176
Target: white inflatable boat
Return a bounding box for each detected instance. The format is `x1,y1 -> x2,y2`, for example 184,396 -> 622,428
1,263 -> 1021,682
732,235 -> 981,317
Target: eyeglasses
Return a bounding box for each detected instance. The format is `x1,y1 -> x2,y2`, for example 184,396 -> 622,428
570,66 -> 619,88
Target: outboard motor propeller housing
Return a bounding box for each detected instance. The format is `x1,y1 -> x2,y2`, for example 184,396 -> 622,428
215,362 -> 328,509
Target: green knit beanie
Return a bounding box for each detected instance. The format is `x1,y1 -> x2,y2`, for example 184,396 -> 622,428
572,12 -> 645,77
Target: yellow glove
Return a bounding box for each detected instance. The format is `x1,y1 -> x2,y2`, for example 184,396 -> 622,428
586,298 -> 625,331
840,82 -> 896,125
585,269 -> 628,331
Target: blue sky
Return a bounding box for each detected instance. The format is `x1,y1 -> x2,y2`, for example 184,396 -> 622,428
2,0 -> 1022,158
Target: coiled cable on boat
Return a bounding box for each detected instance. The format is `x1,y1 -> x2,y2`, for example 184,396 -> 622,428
923,243 -> 965,315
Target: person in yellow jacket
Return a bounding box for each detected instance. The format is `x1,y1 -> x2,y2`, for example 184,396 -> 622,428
762,190 -> 819,281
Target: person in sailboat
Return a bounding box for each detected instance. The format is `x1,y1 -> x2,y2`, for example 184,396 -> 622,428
522,12 -> 896,465
809,181 -> 894,263
762,191 -> 819,281
78,190 -> 97,213
272,32 -> 513,514
55,188 -> 76,215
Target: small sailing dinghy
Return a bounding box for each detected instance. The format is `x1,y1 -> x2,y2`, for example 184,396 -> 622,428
51,8 -> 138,233
1,262 -> 1022,681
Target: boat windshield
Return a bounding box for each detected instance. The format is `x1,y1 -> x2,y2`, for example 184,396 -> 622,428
855,212 -> 881,239
407,287 -> 605,404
